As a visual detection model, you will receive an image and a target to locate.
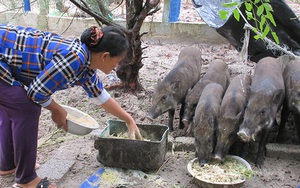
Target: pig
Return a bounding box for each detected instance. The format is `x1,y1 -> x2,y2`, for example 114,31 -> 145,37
237,56 -> 285,167
147,46 -> 203,131
277,58 -> 300,144
213,74 -> 252,162
182,59 -> 230,129
193,83 -> 224,165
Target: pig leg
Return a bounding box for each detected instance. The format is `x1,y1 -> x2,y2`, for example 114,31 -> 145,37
277,101 -> 289,143
168,109 -> 175,131
179,102 -> 185,129
293,112 -> 300,144
256,128 -> 270,168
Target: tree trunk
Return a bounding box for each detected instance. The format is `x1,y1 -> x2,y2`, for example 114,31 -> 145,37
38,0 -> 49,30
116,0 -> 160,92
70,0 -> 160,92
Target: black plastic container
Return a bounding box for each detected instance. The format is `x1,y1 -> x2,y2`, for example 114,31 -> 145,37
94,120 -> 169,172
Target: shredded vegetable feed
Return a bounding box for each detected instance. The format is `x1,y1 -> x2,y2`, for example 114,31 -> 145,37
109,131 -> 151,141
192,157 -> 252,184
66,113 -> 96,127
109,132 -> 131,139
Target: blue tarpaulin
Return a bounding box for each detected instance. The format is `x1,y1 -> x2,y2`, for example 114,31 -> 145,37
169,0 -> 181,23
24,0 -> 31,12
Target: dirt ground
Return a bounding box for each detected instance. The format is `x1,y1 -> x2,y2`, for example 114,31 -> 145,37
1,39 -> 300,188
1,1 -> 300,188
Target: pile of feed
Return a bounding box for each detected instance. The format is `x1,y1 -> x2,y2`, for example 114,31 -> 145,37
191,157 -> 252,184
108,131 -> 151,141
109,131 -> 131,139
66,113 -> 97,127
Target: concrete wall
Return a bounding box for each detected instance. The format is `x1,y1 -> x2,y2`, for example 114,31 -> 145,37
0,12 -> 227,44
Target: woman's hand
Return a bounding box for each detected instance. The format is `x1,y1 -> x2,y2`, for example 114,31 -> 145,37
100,97 -> 143,140
127,122 -> 143,140
45,100 -> 68,131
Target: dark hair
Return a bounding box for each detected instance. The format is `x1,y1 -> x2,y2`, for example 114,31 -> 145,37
80,26 -> 130,57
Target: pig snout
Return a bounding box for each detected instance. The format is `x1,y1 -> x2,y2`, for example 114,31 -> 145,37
212,154 -> 224,163
182,119 -> 190,127
198,158 -> 208,166
237,130 -> 251,142
146,115 -> 154,121
182,113 -> 193,127
147,108 -> 159,120
291,101 -> 300,112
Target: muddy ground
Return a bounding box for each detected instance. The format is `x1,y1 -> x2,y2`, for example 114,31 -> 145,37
1,39 -> 299,188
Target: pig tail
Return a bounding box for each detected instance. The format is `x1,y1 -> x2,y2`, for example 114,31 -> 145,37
80,25 -> 129,57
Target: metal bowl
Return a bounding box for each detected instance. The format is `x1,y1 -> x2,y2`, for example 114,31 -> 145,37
187,155 -> 252,188
61,105 -> 100,135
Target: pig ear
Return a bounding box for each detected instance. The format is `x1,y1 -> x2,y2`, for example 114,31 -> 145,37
272,89 -> 284,105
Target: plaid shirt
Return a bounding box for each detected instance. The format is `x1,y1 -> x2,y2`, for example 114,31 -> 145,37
0,24 -> 110,107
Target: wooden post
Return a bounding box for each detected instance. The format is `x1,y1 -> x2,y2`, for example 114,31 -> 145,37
162,0 -> 170,24
38,0 -> 49,30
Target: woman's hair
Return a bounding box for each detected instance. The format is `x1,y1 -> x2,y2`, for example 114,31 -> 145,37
80,25 -> 129,57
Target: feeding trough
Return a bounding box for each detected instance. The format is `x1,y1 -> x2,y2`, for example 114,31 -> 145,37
94,119 -> 169,172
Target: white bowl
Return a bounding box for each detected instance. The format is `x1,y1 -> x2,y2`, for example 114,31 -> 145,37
187,155 -> 252,188
61,105 -> 100,135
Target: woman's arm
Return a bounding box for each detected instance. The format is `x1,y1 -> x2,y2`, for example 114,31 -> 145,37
100,97 -> 142,140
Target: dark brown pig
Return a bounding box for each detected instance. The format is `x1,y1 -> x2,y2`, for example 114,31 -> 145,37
237,56 -> 285,167
213,74 -> 251,162
147,46 -> 202,131
182,59 -> 230,128
193,83 -> 224,165
277,58 -> 300,144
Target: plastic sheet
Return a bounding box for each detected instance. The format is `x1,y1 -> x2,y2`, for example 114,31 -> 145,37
192,0 -> 242,28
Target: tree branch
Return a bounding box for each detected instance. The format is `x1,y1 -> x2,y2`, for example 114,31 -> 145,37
237,8 -> 300,60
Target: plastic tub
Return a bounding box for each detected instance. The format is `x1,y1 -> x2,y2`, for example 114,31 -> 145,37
94,119 -> 169,171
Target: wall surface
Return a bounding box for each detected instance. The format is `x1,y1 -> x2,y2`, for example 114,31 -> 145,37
0,12 -> 227,44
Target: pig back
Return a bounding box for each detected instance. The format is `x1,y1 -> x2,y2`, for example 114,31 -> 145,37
194,83 -> 224,127
184,59 -> 229,114
251,57 -> 284,92
283,59 -> 300,109
193,83 -> 224,165
219,74 -> 251,118
162,46 -> 202,99
202,59 -> 230,90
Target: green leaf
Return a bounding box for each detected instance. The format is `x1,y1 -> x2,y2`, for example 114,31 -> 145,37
254,0 -> 260,4
271,31 -> 279,44
246,11 -> 253,20
245,2 -> 252,11
260,16 -> 266,31
222,2 -> 239,8
219,10 -> 229,20
266,11 -> 276,26
233,9 -> 240,21
262,25 -> 270,38
254,34 -> 261,40
263,3 -> 273,12
257,5 -> 265,16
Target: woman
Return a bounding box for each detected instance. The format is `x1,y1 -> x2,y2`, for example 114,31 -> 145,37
0,24 -> 142,188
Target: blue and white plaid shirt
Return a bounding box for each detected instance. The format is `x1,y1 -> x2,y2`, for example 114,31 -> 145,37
0,24 -> 110,107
